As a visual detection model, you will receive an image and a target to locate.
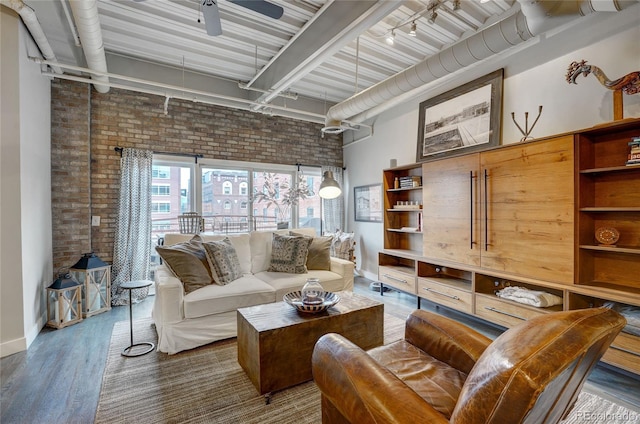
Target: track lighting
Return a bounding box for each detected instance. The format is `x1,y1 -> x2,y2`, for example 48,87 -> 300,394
409,21 -> 417,37
385,30 -> 395,45
428,11 -> 438,24
453,0 -> 461,10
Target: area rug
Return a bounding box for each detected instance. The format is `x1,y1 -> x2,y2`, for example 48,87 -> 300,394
95,315 -> 638,424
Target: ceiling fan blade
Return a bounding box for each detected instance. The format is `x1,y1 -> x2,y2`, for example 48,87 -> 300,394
201,0 -> 223,36
227,0 -> 284,20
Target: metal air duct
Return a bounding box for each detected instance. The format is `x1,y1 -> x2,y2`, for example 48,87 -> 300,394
323,0 -> 638,132
1,0 -> 62,74
68,0 -> 110,93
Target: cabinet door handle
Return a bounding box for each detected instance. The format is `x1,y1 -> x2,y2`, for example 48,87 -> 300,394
470,170 -> 475,249
383,274 -> 408,284
484,168 -> 489,251
610,344 -> 640,358
423,287 -> 460,300
484,306 -> 526,321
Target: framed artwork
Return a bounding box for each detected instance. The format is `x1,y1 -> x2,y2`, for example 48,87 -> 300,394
416,69 -> 503,162
354,184 -> 382,222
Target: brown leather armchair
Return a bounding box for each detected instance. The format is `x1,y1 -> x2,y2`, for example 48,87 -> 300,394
312,307 -> 625,424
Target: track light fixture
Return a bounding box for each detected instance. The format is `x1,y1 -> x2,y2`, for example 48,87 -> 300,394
385,30 -> 395,45
428,11 -> 438,24
409,21 -> 417,37
453,0 -> 461,10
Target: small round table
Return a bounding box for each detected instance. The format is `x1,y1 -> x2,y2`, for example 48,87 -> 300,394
121,280 -> 155,357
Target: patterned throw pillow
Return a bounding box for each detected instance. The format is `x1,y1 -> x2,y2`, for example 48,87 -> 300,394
290,231 -> 332,271
325,231 -> 355,261
268,233 -> 312,274
202,238 -> 243,285
155,235 -> 213,294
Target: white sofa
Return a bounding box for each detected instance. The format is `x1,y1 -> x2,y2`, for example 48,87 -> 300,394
153,228 -> 355,354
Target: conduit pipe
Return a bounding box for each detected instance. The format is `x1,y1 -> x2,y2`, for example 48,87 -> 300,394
1,0 -> 63,74
68,0 -> 110,93
323,0 -> 638,132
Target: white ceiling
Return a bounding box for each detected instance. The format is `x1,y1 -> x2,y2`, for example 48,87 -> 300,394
22,0 -> 516,116
14,0 -> 639,124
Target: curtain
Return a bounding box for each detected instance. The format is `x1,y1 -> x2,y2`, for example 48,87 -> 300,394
321,165 -> 345,234
111,148 -> 153,306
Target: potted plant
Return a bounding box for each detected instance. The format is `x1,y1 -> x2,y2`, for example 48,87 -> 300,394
253,172 -> 313,229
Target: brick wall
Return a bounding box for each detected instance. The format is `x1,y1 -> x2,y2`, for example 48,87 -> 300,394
51,79 -> 343,271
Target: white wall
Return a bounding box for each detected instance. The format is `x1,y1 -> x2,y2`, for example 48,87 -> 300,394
19,12 -> 53,347
345,13 -> 640,281
0,6 -> 53,357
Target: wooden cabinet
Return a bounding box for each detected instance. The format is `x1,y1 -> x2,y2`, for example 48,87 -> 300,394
575,120 -> 640,296
382,164 -> 423,256
422,154 -> 480,266
379,119 -> 640,375
422,136 -> 574,284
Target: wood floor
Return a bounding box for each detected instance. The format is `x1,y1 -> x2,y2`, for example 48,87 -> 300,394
1,276 -> 639,423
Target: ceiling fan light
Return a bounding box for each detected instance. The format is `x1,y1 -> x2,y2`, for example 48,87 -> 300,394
319,171 -> 342,199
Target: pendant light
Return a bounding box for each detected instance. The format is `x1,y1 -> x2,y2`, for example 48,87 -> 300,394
319,171 -> 342,199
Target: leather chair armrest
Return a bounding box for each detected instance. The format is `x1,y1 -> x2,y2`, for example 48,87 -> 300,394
405,310 -> 492,374
312,333 -> 449,424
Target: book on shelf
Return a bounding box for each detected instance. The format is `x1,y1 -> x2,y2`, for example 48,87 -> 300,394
398,176 -> 422,188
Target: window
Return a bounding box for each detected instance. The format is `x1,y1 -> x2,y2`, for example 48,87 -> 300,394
223,181 -> 232,195
240,182 -> 248,195
224,200 -> 231,210
152,184 -> 170,196
152,166 -> 170,179
306,207 -> 314,217
152,202 -> 171,213
240,201 -> 248,209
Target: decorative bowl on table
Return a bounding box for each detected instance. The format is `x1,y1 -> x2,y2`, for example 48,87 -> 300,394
283,291 -> 340,313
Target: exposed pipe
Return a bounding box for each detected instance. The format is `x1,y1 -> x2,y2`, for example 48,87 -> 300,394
1,0 -> 63,73
59,0 -> 81,47
68,0 -> 110,93
35,59 -> 326,123
323,0 -> 638,132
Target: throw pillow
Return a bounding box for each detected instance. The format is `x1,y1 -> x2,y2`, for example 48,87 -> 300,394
201,237 -> 243,285
268,233 -> 312,274
155,235 -> 213,294
325,230 -> 355,261
290,231 -> 332,271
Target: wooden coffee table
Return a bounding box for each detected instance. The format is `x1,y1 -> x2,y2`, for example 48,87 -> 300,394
237,291 -> 383,400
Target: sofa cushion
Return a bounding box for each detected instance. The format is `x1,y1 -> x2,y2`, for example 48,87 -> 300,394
156,235 -> 213,294
268,233 -> 312,274
255,269 -> 346,300
202,238 -> 243,285
183,275 -> 276,318
164,233 -> 252,274
290,231 -> 332,271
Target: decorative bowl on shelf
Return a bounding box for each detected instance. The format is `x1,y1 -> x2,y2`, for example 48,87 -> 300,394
595,227 -> 620,246
283,291 -> 340,313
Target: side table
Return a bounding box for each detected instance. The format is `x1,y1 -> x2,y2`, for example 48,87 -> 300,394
121,280 -> 155,357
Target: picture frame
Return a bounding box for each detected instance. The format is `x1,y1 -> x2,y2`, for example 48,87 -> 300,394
354,184 -> 382,223
416,69 -> 503,162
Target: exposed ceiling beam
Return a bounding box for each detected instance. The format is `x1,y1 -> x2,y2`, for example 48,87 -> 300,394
248,0 -> 406,109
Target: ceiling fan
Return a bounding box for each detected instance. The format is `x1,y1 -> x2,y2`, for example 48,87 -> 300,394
200,0 -> 284,36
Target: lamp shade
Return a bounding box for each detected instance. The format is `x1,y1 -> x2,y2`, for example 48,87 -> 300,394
71,253 -> 108,270
49,272 -> 81,289
319,171 -> 342,199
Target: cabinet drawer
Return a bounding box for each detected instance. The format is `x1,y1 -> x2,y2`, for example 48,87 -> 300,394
602,331 -> 640,374
379,266 -> 416,294
417,278 -> 472,314
475,295 -> 548,328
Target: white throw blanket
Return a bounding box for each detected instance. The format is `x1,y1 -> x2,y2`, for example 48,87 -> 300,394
496,286 -> 563,308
